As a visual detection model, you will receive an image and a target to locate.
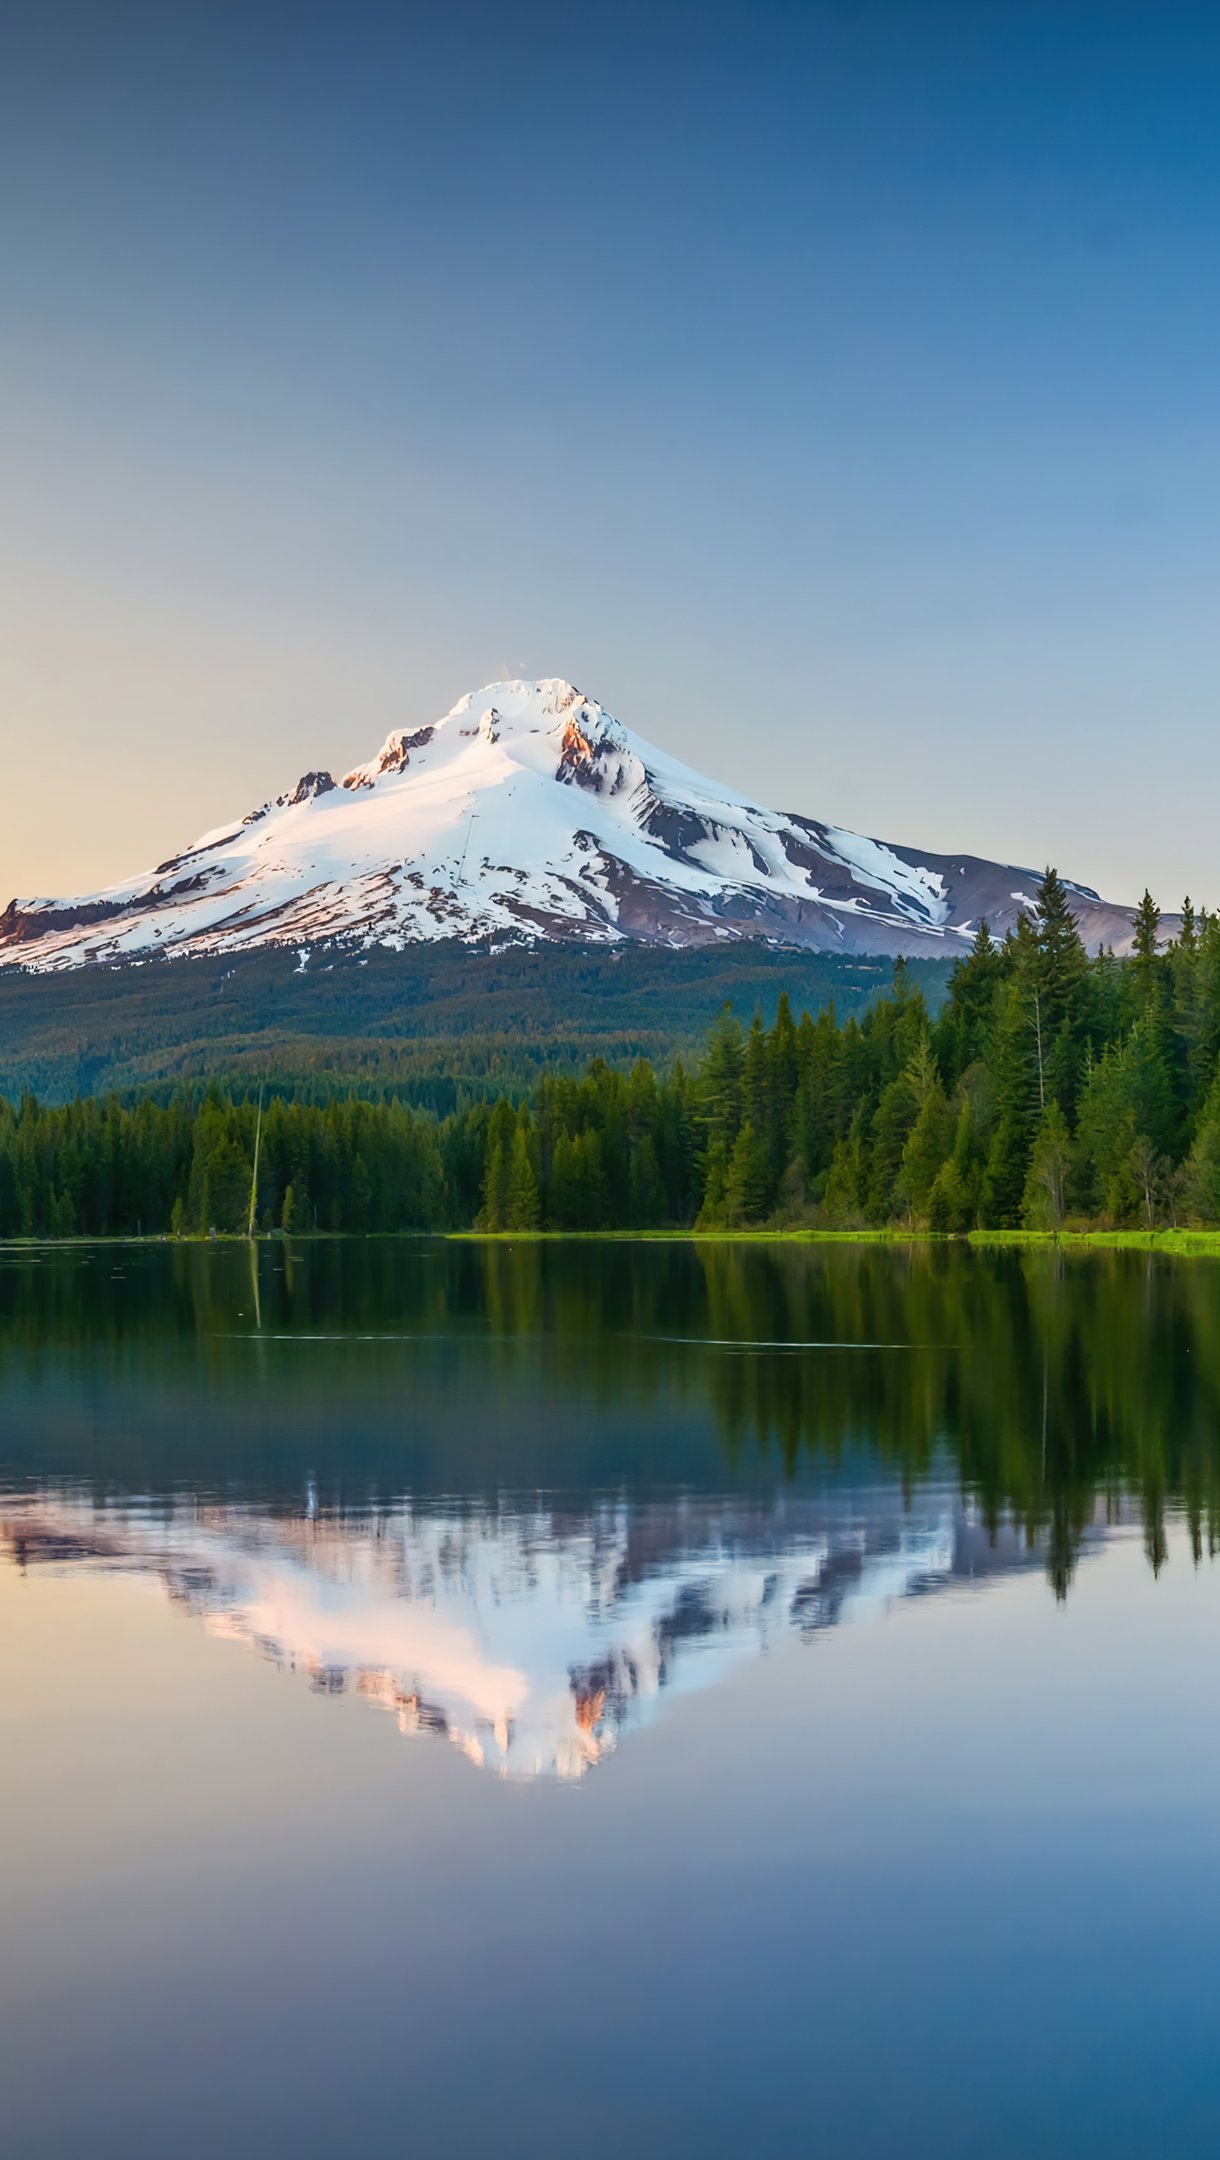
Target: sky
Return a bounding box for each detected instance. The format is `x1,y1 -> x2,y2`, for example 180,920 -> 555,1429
2,0 -> 1218,909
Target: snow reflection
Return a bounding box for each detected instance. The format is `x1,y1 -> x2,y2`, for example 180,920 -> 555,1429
1,1488 -> 1075,1779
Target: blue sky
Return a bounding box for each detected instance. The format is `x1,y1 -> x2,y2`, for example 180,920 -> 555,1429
2,0 -> 1218,905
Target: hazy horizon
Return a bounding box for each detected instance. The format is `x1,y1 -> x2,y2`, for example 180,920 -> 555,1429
4,0 -> 1219,911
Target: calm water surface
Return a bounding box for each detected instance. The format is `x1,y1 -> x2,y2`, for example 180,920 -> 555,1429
3,1237 -> 1220,2157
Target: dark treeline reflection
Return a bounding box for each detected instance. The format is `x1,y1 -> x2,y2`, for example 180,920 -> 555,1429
2,1238 -> 1219,1598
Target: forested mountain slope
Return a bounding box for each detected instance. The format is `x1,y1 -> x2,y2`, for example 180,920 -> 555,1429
0,940 -> 952,1105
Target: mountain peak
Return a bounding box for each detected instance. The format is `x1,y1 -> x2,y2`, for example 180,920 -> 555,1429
340,678 -> 609,793
0,676 -> 1162,970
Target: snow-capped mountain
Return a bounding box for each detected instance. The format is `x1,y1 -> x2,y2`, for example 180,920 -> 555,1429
0,678 -> 1149,968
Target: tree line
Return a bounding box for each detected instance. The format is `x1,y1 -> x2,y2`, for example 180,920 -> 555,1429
1,871 -> 1218,1236
0,937 -> 929,1104
693,872 -> 1220,1233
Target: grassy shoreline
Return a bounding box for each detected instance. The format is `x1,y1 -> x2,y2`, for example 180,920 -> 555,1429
4,1227 -> 1220,1257
448,1227 -> 1220,1255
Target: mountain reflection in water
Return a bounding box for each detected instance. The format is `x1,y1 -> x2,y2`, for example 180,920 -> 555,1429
2,1235 -> 1218,1778
7,1236 -> 1220,2160
1,1487 -> 1111,1778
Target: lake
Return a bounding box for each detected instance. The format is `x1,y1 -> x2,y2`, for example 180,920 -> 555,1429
3,1236 -> 1220,2158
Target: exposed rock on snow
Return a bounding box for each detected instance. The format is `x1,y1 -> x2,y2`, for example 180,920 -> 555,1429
0,677 -> 1154,969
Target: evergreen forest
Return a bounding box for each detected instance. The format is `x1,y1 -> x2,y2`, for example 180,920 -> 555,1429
2,873 -> 1219,1239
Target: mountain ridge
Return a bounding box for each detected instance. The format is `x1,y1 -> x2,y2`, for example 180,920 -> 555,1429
1,676 -> 1160,969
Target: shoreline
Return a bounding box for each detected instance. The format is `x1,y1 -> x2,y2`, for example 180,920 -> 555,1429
448,1228 -> 1220,1254
4,1227 -> 1220,1257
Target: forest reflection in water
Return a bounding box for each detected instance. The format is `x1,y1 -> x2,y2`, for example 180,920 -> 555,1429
2,1236 -> 1217,1777
2,1235 -> 1209,1771
6,1236 -> 1220,2160
3,1235 -> 1217,1584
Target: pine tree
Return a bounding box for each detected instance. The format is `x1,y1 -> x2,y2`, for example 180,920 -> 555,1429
281,1180 -> 311,1234
896,1069 -> 954,1222
1181,1065 -> 1220,1225
977,945 -> 1040,1227
735,1018 -> 780,1217
1132,889 -> 1163,1018
658,1062 -> 697,1221
724,1119 -> 772,1226
865,1070 -> 920,1219
548,1130 -> 583,1229
822,1110 -> 867,1228
505,1111 -> 541,1230
696,1137 -> 731,1228
790,1007 -> 843,1183
740,1015 -> 770,1142
699,1006 -> 744,1156
1196,913 -> 1220,1087
350,1152 -> 373,1231
50,1188 -> 77,1237
478,1098 -> 515,1230
936,920 -> 1005,1085
629,1133 -> 666,1226
200,1136 -> 252,1234
926,1152 -> 972,1233
1169,898 -> 1208,1105
1022,1101 -> 1074,1230
1127,1132 -> 1171,1230
766,992 -> 800,1177
1030,867 -> 1088,1115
